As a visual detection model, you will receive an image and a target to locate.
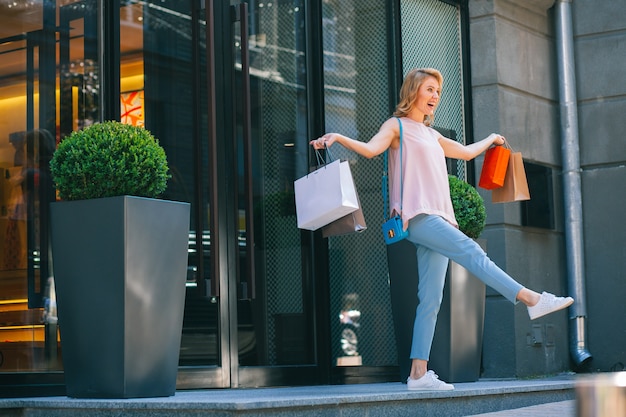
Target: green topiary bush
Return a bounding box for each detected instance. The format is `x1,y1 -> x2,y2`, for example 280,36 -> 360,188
448,175 -> 486,239
50,121 -> 170,201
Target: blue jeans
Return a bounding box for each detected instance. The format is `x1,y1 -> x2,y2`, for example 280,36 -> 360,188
406,214 -> 524,361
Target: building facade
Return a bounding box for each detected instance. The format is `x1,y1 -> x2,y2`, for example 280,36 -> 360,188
470,0 -> 626,378
0,0 -> 623,396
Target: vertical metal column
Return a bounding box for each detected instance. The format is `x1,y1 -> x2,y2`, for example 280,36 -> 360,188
555,0 -> 592,368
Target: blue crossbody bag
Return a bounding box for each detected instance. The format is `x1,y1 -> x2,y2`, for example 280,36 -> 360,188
382,118 -> 409,245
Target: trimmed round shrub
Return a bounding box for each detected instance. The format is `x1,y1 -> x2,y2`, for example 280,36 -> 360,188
448,175 -> 486,239
50,121 -> 170,201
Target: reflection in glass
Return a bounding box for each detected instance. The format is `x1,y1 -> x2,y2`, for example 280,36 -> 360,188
0,1 -> 62,373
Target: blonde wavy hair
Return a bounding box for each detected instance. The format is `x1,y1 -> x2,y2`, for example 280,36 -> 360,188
393,68 -> 443,127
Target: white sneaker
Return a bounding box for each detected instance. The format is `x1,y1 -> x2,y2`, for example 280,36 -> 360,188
527,292 -> 574,320
407,371 -> 454,391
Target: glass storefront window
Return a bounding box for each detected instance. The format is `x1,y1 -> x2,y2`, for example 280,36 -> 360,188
0,1 -> 73,373
0,0 -> 100,374
120,2 -> 144,127
0,0 -> 317,382
1,0 -> 467,389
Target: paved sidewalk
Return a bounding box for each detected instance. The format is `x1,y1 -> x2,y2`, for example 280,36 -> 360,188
468,400 -> 575,416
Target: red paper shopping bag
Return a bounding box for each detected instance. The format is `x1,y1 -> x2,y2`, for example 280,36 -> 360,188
479,144 -> 511,190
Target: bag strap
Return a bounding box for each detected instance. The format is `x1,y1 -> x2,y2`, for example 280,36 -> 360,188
382,117 -> 403,220
498,138 -> 511,151
313,144 -> 335,170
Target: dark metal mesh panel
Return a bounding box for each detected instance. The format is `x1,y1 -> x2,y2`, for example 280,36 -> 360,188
323,0 -> 396,367
400,0 -> 466,179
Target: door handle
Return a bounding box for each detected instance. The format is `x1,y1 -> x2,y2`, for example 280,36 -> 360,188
205,0 -> 219,297
234,3 -> 256,299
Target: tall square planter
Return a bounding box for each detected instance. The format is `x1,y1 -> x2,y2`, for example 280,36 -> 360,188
429,241 -> 486,383
387,239 -> 486,383
51,196 -> 190,398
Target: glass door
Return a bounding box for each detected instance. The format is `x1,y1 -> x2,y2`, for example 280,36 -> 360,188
0,0 -> 64,376
202,0 -> 319,387
137,0 -> 319,387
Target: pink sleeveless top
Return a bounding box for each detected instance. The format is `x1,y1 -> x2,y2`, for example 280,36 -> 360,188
388,117 -> 458,230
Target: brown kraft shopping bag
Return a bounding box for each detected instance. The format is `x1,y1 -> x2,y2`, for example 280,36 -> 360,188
491,152 -> 531,203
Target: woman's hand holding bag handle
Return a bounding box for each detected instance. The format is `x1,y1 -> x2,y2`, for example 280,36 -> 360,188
479,140 -> 511,190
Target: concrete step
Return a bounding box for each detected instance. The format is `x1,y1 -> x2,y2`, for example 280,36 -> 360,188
0,376 -> 576,417
467,400 -> 575,416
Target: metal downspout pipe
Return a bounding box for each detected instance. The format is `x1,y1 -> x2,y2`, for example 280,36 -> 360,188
554,0 -> 592,368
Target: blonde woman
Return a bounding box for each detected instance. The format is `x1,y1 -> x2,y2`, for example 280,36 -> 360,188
312,68 -> 573,390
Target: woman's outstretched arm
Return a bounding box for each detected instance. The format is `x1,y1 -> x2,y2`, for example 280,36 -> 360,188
311,117 -> 399,159
438,133 -> 506,161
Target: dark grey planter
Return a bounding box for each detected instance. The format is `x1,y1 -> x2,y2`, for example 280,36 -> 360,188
51,196 -> 190,398
387,239 -> 486,384
429,239 -> 486,383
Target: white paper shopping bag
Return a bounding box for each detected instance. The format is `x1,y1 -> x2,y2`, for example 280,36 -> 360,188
294,159 -> 359,230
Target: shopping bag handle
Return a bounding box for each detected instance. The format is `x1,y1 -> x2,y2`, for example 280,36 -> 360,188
490,138 -> 512,151
314,144 -> 336,168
